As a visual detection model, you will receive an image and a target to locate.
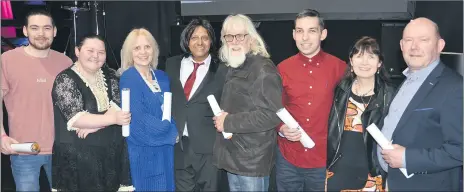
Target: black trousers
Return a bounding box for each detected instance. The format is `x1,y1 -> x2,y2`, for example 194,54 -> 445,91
175,136 -> 226,192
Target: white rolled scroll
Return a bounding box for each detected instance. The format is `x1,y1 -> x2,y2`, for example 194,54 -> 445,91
162,92 -> 172,122
366,123 -> 414,179
276,108 -> 315,148
11,142 -> 40,153
121,88 -> 130,137
207,95 -> 233,139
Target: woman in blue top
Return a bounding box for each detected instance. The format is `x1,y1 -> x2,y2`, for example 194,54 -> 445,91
119,28 -> 178,191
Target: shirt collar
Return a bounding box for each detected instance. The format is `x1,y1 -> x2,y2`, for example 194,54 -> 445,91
297,49 -> 325,65
188,54 -> 211,68
402,59 -> 440,80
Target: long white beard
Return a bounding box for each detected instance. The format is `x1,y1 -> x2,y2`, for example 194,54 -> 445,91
225,48 -> 246,68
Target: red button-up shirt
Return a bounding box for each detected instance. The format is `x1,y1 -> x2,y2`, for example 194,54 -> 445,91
277,50 -> 346,168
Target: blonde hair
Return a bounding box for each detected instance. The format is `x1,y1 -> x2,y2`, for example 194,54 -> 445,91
119,28 -> 159,73
219,14 -> 270,62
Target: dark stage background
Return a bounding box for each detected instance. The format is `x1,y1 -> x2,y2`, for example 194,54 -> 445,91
1,1 -> 462,191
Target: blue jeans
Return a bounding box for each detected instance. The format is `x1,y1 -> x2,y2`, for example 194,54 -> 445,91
227,172 -> 269,192
10,155 -> 52,191
275,148 -> 326,192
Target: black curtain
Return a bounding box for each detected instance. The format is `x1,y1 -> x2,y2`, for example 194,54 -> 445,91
171,19 -> 403,80
68,1 -> 177,70
171,19 -> 388,65
102,1 -> 177,70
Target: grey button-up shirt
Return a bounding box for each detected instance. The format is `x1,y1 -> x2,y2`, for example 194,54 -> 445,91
377,59 -> 440,172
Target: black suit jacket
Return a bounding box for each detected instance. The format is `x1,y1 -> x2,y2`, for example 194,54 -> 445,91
165,55 -> 226,166
379,62 -> 463,191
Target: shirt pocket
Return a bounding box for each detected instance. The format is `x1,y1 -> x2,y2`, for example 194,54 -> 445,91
226,70 -> 251,94
407,108 -> 440,144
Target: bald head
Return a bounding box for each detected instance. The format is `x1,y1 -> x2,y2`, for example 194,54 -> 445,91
400,17 -> 445,72
404,17 -> 441,39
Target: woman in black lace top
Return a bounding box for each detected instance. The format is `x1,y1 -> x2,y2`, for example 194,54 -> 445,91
51,34 -> 134,191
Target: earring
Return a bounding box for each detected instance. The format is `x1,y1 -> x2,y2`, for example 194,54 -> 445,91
351,68 -> 354,72
377,70 -> 380,74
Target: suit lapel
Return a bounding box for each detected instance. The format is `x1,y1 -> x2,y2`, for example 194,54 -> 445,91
392,63 -> 444,137
171,57 -> 183,89
169,56 -> 187,104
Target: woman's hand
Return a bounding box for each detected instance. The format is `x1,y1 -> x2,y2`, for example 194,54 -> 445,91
76,128 -> 101,139
105,107 -> 131,126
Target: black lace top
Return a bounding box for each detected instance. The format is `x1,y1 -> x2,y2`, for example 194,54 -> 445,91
52,66 -> 122,146
51,65 -> 132,191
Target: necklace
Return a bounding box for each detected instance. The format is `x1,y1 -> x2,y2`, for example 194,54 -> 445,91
360,94 -> 373,108
72,63 -> 109,111
140,69 -> 161,92
354,80 -> 374,107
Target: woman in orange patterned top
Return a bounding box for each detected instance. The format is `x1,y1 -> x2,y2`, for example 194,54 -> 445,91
326,36 -> 397,191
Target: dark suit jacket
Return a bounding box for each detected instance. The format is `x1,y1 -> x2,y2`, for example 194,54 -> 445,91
165,55 -> 226,167
381,62 -> 463,191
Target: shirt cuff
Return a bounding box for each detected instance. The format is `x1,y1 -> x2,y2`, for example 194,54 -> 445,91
402,150 -> 407,169
110,100 -> 121,110
67,111 -> 88,131
118,185 -> 135,191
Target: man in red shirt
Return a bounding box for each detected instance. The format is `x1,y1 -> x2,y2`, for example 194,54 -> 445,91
276,9 -> 347,191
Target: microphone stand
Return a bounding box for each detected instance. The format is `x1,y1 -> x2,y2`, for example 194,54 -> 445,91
93,1 -> 100,35
61,1 -> 90,47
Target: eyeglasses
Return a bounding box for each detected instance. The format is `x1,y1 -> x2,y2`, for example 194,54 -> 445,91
223,34 -> 248,42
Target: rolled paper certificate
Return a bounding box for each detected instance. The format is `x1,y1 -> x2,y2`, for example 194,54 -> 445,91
121,88 -> 130,137
299,131 -> 315,148
366,123 -> 414,179
162,92 -> 172,122
206,95 -> 233,139
11,142 -> 40,153
276,108 -> 315,148
276,108 -> 299,128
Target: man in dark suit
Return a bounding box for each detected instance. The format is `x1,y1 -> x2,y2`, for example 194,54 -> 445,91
165,18 -> 226,191
378,17 -> 463,191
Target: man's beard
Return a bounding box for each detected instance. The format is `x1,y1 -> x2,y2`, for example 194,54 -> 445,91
223,46 -> 246,68
28,37 -> 52,50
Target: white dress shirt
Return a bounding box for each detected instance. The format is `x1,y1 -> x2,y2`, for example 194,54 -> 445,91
180,54 -> 211,136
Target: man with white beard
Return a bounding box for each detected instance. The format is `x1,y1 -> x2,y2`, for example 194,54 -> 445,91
212,14 -> 283,192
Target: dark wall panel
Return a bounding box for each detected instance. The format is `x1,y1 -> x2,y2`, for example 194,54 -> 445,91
414,1 -> 463,53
